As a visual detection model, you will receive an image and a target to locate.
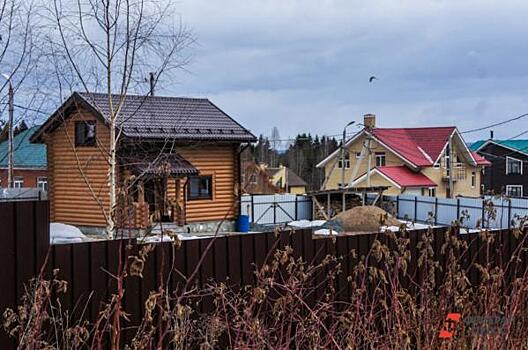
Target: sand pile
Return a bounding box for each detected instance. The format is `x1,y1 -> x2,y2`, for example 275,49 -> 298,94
331,205 -> 400,233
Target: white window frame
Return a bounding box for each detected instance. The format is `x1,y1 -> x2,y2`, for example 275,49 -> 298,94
428,187 -> 436,197
506,185 -> 523,198
506,156 -> 523,175
37,177 -> 48,192
455,155 -> 463,168
375,152 -> 386,167
13,176 -> 23,188
338,157 -> 350,169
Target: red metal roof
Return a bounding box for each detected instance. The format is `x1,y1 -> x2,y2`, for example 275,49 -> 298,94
376,166 -> 437,187
471,151 -> 491,166
372,127 -> 455,166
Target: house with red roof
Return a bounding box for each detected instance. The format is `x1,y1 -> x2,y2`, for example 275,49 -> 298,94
316,114 -> 490,198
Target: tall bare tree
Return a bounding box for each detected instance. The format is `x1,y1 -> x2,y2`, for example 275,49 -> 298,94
46,0 -> 194,237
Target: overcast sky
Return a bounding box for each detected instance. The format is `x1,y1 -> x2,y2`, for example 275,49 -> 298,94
159,0 -> 528,142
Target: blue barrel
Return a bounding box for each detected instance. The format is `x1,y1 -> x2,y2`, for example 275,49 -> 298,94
236,215 -> 250,232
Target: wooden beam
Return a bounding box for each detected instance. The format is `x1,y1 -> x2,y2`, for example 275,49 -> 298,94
312,196 -> 329,220
327,193 -> 331,219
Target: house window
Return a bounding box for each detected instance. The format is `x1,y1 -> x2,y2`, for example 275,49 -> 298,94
37,177 -> 48,192
506,185 -> 523,198
471,172 -> 476,188
188,175 -> 213,200
506,156 -> 522,175
75,121 -> 96,147
355,152 -> 363,159
375,152 -> 386,167
14,176 -> 23,188
444,144 -> 450,169
428,187 -> 436,197
338,155 -> 350,169
455,155 -> 462,167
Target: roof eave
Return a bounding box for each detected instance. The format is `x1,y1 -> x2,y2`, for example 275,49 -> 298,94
477,139 -> 528,157
30,92 -> 109,143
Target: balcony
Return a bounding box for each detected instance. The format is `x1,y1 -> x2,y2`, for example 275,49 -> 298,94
442,164 -> 466,181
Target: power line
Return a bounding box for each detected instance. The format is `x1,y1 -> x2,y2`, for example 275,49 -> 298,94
13,104 -> 50,115
461,112 -> 528,134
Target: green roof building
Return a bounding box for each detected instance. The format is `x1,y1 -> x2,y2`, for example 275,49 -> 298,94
0,126 -> 47,189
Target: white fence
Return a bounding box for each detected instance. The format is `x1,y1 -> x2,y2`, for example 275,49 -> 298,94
0,187 -> 47,201
240,194 -> 312,225
378,194 -> 528,229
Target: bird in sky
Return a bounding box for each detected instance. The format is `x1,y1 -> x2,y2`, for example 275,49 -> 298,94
369,76 -> 377,83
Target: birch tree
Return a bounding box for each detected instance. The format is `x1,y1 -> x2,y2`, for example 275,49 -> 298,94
46,0 -> 194,237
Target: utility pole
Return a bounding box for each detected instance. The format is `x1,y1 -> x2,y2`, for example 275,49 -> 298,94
7,78 -> 13,188
340,121 -> 355,189
366,136 -> 372,187
149,72 -> 155,96
448,134 -> 454,198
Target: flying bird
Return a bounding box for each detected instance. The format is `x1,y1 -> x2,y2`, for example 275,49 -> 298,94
369,76 -> 377,83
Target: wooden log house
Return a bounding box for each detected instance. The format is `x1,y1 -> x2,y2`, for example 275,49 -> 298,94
30,92 -> 256,234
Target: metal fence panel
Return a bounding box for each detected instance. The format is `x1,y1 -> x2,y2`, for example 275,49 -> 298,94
241,194 -> 312,225
0,188 -> 47,201
395,195 -> 416,221
416,196 -> 436,224
458,197 -> 484,228
487,197 -> 510,229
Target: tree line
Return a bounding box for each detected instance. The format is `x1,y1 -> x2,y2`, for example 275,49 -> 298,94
242,133 -> 339,191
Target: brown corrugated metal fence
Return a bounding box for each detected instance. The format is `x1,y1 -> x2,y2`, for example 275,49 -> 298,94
1,200 -> 528,348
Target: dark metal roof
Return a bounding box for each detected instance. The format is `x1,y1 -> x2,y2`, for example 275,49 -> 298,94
80,92 -> 256,142
286,168 -> 307,187
123,152 -> 198,177
31,92 -> 256,143
265,166 -> 307,187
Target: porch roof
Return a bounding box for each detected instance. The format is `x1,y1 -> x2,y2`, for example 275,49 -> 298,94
124,152 -> 199,177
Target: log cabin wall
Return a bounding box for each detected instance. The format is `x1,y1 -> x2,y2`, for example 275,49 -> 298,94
45,109 -> 110,227
178,144 -> 239,223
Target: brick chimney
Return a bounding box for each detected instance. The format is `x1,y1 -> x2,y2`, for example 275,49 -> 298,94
363,113 -> 376,129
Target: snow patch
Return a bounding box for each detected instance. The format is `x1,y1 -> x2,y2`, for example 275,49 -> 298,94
288,220 -> 327,229
314,228 -> 337,236
50,223 -> 87,244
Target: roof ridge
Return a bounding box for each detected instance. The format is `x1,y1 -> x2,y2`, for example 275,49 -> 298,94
375,126 -> 456,131
77,91 -> 209,101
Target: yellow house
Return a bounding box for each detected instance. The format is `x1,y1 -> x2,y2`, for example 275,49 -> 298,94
316,114 -> 490,198
266,165 -> 307,194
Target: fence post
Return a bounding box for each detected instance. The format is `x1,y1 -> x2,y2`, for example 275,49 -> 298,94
396,196 -> 400,218
294,196 -> 298,221
456,198 -> 460,222
273,202 -> 277,225
250,195 -> 255,225
434,197 -> 438,226
414,196 -> 417,222
507,199 -> 512,230
481,199 -> 485,229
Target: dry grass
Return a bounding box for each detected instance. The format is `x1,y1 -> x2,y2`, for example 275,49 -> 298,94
4,224 -> 528,349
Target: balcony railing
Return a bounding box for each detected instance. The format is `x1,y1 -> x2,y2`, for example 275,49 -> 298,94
442,164 -> 466,181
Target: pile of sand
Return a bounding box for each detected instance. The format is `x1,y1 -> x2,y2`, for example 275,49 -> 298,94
331,205 -> 401,233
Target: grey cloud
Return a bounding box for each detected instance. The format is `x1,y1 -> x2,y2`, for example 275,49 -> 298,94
160,0 -> 528,141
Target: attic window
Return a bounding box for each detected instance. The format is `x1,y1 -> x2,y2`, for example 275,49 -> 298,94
75,121 -> 96,147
